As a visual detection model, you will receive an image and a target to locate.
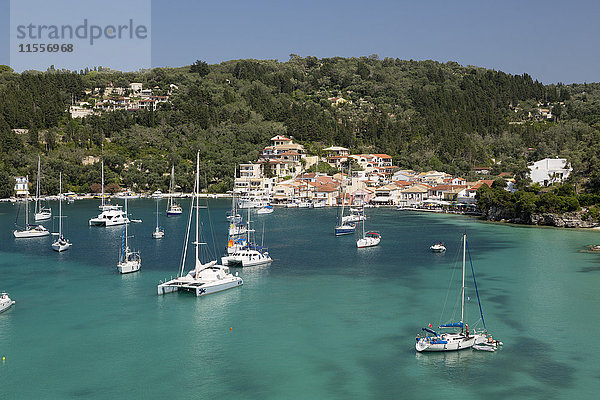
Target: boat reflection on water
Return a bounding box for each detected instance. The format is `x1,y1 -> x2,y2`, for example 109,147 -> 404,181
414,347 -> 493,374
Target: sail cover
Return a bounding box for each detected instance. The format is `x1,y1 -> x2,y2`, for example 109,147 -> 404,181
440,322 -> 463,328
422,327 -> 438,336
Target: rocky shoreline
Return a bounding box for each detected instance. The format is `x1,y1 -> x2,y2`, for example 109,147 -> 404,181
483,206 -> 600,229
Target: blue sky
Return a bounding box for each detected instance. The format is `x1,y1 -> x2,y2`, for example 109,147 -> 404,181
1,0 -> 599,83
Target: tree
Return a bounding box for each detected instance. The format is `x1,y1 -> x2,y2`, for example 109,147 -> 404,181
190,60 -> 210,77
0,65 -> 14,74
0,168 -> 13,198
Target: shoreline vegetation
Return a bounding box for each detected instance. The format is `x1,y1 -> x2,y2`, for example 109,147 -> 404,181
0,57 -> 599,228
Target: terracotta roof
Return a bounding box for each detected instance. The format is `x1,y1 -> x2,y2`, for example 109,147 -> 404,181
393,180 -> 411,186
271,135 -> 291,141
278,151 -> 300,156
371,154 -> 392,159
314,183 -> 339,192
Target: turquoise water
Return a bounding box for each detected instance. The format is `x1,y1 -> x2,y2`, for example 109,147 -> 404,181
1,199 -> 600,399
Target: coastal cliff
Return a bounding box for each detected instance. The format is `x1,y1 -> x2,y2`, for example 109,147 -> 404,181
483,206 -> 600,228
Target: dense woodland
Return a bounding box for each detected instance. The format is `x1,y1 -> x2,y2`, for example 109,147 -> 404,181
0,57 -> 599,220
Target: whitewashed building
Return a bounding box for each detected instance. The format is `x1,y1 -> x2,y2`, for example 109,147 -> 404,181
14,176 -> 29,197
528,158 -> 572,186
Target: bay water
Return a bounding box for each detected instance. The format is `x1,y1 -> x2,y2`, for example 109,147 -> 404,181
1,199 -> 599,399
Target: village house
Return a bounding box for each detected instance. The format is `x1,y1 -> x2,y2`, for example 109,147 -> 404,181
234,163 -> 275,197
372,183 -> 401,205
392,170 -> 417,182
272,179 -> 296,203
308,178 -> 340,206
528,158 -> 572,186
323,146 -> 349,158
259,135 -> 305,178
14,176 -> 29,197
398,184 -> 430,207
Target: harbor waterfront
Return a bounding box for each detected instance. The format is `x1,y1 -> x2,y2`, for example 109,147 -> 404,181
1,199 -> 600,398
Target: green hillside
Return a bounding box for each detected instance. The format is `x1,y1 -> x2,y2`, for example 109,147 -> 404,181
0,56 -> 598,198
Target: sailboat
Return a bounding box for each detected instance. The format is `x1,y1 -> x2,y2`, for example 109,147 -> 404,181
222,205 -> 273,267
415,233 -> 500,352
51,172 -> 72,252
356,207 -> 380,248
166,165 -> 183,216
89,160 -> 129,227
13,176 -> 50,238
34,155 -> 52,221
117,199 -> 141,274
335,167 -> 356,236
152,198 -> 165,239
157,152 -> 243,296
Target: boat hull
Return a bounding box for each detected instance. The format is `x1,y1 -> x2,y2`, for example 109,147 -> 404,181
221,255 -> 273,267
34,211 -> 52,221
335,226 -> 356,236
416,333 -> 487,352
117,260 -> 141,274
357,237 -> 381,248
157,276 -> 243,296
52,240 -> 72,252
89,217 -> 129,226
0,300 -> 15,313
13,228 -> 50,238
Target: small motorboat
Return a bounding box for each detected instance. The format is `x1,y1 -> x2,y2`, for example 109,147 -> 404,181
256,205 -> 274,214
430,243 -> 446,252
0,292 -> 15,313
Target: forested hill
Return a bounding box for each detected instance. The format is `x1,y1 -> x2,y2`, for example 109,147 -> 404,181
0,57 -> 598,196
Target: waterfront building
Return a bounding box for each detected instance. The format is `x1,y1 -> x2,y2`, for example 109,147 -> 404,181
14,176 -> 29,197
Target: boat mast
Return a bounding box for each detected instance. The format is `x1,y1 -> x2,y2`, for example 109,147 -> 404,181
25,175 -> 29,227
232,165 -> 236,214
36,155 -> 41,214
59,172 -> 62,237
247,201 -> 251,245
461,233 -> 466,327
195,153 -> 200,266
124,198 -> 129,253
339,166 -> 345,223
101,160 -> 105,208
168,166 -> 174,210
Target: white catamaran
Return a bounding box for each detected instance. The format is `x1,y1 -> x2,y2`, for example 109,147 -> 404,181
89,160 -> 129,227
415,233 -> 501,352
51,172 -> 72,252
158,152 -> 243,297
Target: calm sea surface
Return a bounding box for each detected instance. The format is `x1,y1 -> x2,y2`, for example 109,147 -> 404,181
1,199 -> 599,399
